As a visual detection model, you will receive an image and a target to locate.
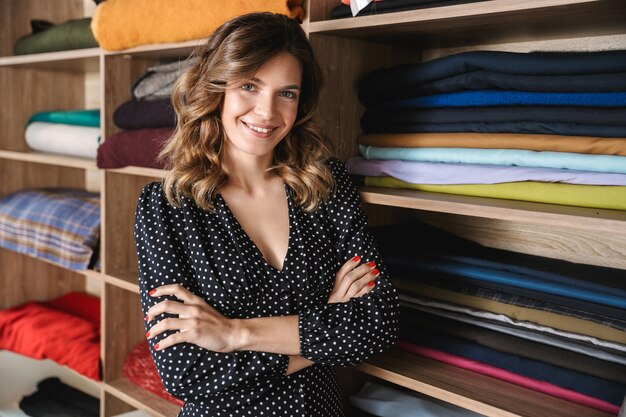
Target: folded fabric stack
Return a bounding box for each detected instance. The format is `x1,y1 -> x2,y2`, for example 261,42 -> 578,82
0,188 -> 100,271
25,109 -> 100,159
91,0 -> 305,51
371,221 -> 626,414
0,292 -> 101,381
331,0 -> 483,19
19,377 -> 99,417
13,18 -> 98,55
350,49 -> 626,210
97,60 -> 193,169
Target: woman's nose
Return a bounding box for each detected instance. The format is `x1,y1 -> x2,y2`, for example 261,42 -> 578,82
254,94 -> 275,119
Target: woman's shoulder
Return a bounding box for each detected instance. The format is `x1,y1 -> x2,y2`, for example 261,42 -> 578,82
136,181 -> 185,218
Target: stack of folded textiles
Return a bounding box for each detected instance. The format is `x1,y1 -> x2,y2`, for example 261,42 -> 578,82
349,49 -> 626,210
25,109 -> 100,159
371,221 -> 626,414
97,60 -> 195,170
330,0 -> 485,19
13,17 -> 98,55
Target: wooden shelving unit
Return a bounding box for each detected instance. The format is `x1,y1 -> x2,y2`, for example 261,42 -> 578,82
0,0 -> 623,416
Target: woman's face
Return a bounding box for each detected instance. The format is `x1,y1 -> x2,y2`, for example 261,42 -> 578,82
221,52 -> 302,160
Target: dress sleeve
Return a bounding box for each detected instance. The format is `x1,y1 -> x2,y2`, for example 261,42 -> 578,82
134,182 -> 289,405
298,159 -> 400,366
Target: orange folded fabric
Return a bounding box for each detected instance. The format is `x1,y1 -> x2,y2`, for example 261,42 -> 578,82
359,132 -> 626,156
92,0 -> 305,51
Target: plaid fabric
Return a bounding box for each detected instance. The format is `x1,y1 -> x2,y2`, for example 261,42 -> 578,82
0,188 -> 100,270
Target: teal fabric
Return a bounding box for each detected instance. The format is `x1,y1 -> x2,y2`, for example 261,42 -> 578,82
13,18 -> 98,55
359,144 -> 626,174
28,109 -> 100,128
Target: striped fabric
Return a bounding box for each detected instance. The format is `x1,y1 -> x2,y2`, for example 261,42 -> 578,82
0,188 -> 100,270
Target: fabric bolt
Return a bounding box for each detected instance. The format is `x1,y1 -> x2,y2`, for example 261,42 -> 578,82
400,307 -> 626,384
361,120 -> 626,138
131,59 -> 198,101
113,99 -> 176,129
395,281 -> 626,345
96,128 -> 173,170
399,327 -> 626,406
395,340 -> 622,414
123,341 -> 183,405
134,160 -> 399,417
91,0 -> 305,51
361,106 -> 626,128
25,121 -> 100,159
0,301 -> 101,380
13,17 -> 98,55
358,132 -> 626,156
378,90 -> 626,108
331,0 -> 483,19
19,377 -> 99,417
0,188 -> 100,271
377,69 -> 626,98
350,381 -> 486,417
358,49 -> 626,106
27,109 -> 100,128
399,294 -> 626,354
346,156 -> 626,186
364,176 -> 626,210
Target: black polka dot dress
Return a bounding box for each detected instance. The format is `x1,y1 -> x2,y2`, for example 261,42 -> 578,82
134,159 -> 399,417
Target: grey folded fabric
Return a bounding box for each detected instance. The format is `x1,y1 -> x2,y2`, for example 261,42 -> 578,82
131,57 -> 198,101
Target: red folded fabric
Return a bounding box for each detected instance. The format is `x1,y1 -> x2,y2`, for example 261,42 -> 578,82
396,340 -> 620,414
97,128 -> 173,170
0,300 -> 101,380
123,340 -> 183,406
45,292 -> 101,329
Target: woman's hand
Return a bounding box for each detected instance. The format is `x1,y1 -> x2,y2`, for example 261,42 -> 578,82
146,283 -> 238,352
327,256 -> 379,304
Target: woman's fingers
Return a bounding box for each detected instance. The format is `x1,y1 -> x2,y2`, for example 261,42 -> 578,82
148,283 -> 199,304
329,256 -> 379,303
146,317 -> 185,340
346,267 -> 379,298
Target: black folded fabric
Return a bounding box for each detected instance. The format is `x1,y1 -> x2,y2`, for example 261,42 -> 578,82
377,70 -> 626,98
113,98 -> 176,129
19,377 -> 99,417
359,50 -> 626,106
330,0 -> 482,19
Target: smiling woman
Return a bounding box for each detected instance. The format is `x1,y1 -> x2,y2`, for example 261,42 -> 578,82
134,12 -> 399,417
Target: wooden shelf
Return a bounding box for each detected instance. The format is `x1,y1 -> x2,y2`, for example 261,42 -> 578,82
0,48 -> 100,71
103,38 -> 206,60
309,0 -> 626,47
359,187 -> 626,233
108,166 -> 168,179
103,273 -> 140,294
0,149 -> 98,170
357,347 -> 616,417
104,379 -> 180,417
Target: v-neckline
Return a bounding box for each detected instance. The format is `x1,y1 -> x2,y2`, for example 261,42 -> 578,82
217,184 -> 292,274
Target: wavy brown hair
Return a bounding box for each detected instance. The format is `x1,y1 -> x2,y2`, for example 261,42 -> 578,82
160,12 -> 334,212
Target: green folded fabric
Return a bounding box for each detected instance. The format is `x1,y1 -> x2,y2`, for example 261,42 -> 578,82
13,18 -> 98,55
27,109 -> 100,128
365,176 -> 626,210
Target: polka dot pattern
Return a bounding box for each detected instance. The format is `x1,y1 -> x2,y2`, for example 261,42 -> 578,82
134,159 -> 399,416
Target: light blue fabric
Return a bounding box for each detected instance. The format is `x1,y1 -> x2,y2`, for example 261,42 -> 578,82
350,381 -> 485,417
359,145 -> 626,174
379,90 -> 626,108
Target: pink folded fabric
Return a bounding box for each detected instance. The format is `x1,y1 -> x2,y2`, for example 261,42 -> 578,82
396,340 -> 620,414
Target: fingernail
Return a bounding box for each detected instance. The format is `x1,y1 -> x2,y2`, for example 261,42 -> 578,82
146,331 -> 150,338
145,314 -> 150,322
367,261 -> 376,268
371,269 -> 380,276
149,289 -> 157,296
154,343 -> 160,350
352,255 -> 361,263
368,281 -> 376,287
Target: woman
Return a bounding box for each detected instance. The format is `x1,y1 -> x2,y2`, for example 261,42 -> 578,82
134,12 -> 399,417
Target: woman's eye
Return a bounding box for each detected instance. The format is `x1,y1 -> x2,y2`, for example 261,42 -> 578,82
280,90 -> 297,99
241,83 -> 255,92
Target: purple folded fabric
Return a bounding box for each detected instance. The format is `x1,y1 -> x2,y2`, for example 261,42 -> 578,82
345,156 -> 626,186
97,128 -> 173,169
113,99 -> 176,130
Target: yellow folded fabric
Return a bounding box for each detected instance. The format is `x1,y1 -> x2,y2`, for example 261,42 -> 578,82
359,133 -> 626,156
394,279 -> 626,345
365,176 -> 626,210
92,0 -> 305,51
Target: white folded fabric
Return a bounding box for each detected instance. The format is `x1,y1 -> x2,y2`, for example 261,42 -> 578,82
25,122 -> 100,159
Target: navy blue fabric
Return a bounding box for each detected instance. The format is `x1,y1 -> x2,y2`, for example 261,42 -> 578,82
359,50 -> 626,106
399,319 -> 626,404
330,0 -> 482,19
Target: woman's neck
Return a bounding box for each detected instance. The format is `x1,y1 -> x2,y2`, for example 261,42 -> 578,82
221,150 -> 276,195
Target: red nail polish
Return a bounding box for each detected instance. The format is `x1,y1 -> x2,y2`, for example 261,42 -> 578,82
146,331 -> 150,338
154,343 -> 160,350
149,289 -> 157,295
368,281 -> 376,287
367,261 -> 376,268
352,255 -> 361,263
371,269 -> 380,276
145,314 -> 150,322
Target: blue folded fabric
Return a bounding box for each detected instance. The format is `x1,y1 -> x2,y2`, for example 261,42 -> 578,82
359,49 -> 626,106
379,90 -> 626,108
0,188 -> 100,271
